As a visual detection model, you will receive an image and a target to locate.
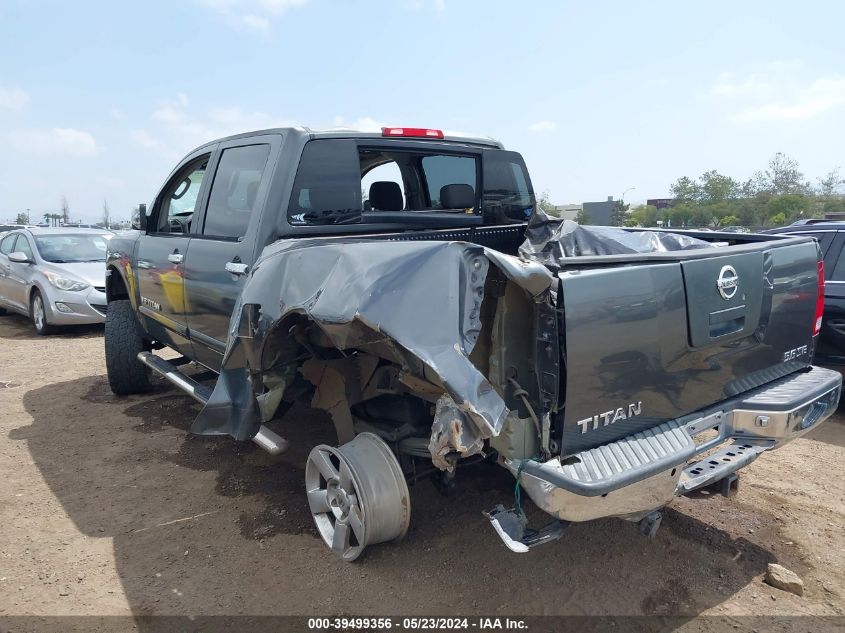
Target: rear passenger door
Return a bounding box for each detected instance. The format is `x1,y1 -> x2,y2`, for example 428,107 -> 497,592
184,136 -> 278,370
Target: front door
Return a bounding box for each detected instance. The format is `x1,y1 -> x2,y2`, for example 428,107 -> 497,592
137,151 -> 213,355
184,140 -> 275,370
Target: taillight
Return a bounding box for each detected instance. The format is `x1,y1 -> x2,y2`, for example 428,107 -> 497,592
814,260 -> 824,336
381,127 -> 444,139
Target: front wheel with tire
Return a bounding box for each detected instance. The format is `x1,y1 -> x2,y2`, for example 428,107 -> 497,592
305,432 -> 410,562
30,290 -> 56,335
105,299 -> 151,395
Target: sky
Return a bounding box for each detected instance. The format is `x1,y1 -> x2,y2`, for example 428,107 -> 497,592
1,0 -> 844,223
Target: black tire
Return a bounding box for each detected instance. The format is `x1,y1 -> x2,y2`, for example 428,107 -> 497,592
30,289 -> 56,335
105,299 -> 151,395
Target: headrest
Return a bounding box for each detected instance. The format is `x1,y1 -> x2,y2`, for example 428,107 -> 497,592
440,184 -> 475,209
369,181 -> 403,211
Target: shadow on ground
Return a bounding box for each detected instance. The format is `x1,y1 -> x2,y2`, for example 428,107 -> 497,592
10,374 -> 809,625
0,311 -> 103,340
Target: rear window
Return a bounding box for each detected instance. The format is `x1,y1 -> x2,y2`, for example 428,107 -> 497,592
287,139 -> 533,226
481,150 -> 535,223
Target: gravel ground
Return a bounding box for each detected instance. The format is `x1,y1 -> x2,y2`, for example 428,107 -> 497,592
0,313 -> 843,628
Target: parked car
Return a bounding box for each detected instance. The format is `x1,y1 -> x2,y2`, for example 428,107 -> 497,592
104,126 -> 839,561
719,225 -> 750,233
0,228 -> 111,334
766,220 -> 845,364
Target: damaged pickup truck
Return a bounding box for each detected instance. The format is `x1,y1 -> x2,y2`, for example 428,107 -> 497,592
104,126 -> 841,560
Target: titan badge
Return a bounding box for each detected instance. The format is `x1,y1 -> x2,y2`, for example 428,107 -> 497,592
576,402 -> 643,434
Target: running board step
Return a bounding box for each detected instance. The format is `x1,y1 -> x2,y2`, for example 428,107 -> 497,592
138,351 -> 212,404
137,352 -> 288,456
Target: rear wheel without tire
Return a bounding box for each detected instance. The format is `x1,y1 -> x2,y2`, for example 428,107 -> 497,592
305,432 -> 410,562
105,299 -> 151,395
30,290 -> 55,335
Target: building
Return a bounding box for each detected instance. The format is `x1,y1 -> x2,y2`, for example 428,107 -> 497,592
552,203 -> 582,221
647,198 -> 673,210
582,196 -> 616,225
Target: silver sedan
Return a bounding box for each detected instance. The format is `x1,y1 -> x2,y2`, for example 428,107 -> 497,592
0,228 -> 111,334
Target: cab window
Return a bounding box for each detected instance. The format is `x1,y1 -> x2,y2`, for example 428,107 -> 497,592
288,139 -> 483,224
202,144 -> 271,239
154,155 -> 210,234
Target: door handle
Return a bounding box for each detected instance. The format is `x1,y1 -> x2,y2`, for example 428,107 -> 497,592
225,262 -> 249,276
168,253 -> 183,264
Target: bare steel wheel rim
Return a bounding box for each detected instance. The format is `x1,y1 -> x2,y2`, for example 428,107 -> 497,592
305,432 -> 410,562
33,294 -> 45,331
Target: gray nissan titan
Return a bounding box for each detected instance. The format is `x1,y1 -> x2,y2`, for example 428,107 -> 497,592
104,126 -> 841,560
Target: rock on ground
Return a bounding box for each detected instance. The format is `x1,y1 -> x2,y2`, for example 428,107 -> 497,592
765,563 -> 805,596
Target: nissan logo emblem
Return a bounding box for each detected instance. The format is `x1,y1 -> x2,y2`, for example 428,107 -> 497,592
717,265 -> 739,300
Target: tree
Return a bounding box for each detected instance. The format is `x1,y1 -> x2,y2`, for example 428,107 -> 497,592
817,167 -> 844,198
15,212 -> 28,224
536,190 -> 558,217
670,176 -> 700,203
608,199 -> 629,226
102,199 -> 111,229
629,204 -> 659,227
60,195 -> 70,224
574,209 -> 590,224
699,170 -> 738,202
767,194 -> 810,223
757,153 -> 809,196
769,212 -> 787,227
667,204 -> 692,228
720,215 -> 739,227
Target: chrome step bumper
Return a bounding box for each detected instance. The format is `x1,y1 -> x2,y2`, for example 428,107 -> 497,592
509,365 -> 841,522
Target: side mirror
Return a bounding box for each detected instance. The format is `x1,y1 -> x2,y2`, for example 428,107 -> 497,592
8,251 -> 32,264
133,203 -> 148,231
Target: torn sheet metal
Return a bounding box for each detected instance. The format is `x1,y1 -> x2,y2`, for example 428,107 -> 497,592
428,393 -> 485,471
519,212 -> 712,265
191,238 -> 554,443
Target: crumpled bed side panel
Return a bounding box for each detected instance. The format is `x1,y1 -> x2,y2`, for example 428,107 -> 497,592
519,212 -> 712,264
191,238 -> 553,443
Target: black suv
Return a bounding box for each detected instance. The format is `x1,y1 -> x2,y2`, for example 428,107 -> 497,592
767,220 -> 845,364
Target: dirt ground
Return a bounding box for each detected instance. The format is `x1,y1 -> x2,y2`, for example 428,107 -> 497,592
0,313 -> 843,627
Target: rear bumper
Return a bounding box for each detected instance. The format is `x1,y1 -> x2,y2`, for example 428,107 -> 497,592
510,365 -> 841,522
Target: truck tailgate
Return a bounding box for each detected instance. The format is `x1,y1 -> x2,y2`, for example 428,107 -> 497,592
557,238 -> 820,454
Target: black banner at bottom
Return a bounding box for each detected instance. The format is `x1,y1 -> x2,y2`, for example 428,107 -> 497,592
0,616 -> 842,633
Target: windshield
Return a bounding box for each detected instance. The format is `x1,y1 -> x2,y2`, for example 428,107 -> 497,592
34,234 -> 109,263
